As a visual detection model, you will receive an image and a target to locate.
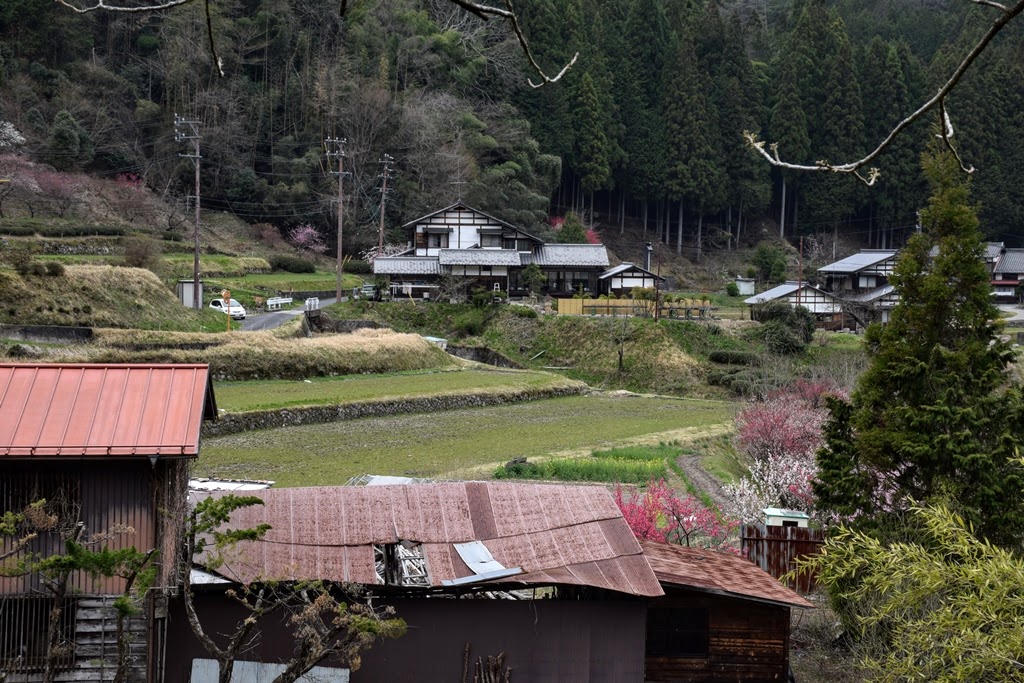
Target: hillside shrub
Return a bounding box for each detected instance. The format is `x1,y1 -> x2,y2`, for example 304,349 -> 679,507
508,306 -> 538,319
346,259 -> 371,274
122,236 -> 162,270
708,349 -> 759,365
726,282 -> 740,297
454,309 -> 487,337
494,457 -> 665,483
44,261 -> 65,276
26,261 -> 47,277
269,254 -> 316,273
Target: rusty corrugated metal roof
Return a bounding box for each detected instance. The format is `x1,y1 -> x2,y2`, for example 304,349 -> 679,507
208,482 -> 665,597
639,539 -> 814,609
0,364 -> 214,458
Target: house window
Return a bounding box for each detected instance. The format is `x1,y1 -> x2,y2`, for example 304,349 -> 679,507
858,275 -> 876,289
481,234 -> 501,248
0,597 -> 76,673
427,232 -> 448,249
481,266 -> 492,275
646,607 -> 709,658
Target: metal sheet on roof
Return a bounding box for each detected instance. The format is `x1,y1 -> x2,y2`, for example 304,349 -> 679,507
818,250 -> 898,274
0,363 -> 212,458
438,249 -> 522,266
639,539 -> 813,608
743,283 -> 799,304
372,256 -> 441,275
206,482 -> 664,597
599,262 -> 662,280
846,284 -> 896,303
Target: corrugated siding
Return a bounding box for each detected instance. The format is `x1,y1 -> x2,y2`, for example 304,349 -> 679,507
0,462 -> 158,595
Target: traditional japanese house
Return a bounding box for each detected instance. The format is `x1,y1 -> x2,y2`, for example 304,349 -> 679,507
991,247 -> 1024,303
599,262 -> 666,296
373,203 -> 611,298
744,281 -> 845,328
169,482 -> 811,683
0,363 -> 216,682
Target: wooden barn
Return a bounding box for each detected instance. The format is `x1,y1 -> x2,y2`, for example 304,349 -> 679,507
168,482 -> 811,683
0,363 -> 216,682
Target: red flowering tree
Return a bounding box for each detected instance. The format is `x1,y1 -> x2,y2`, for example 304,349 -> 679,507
614,479 -> 737,552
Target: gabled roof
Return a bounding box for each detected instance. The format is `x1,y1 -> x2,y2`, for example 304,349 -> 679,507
599,262 -> 664,281
373,256 -> 442,275
438,249 -> 523,266
995,248 -> 1024,274
986,242 -> 1006,261
403,202 -> 544,244
817,250 -> 898,274
639,539 -> 813,609
524,244 -> 611,268
0,363 -> 214,458
743,281 -> 835,305
203,482 -> 664,597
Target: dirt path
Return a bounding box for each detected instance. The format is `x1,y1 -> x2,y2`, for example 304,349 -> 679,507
675,453 -> 732,512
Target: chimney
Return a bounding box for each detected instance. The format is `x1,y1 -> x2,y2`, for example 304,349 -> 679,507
644,242 -> 653,271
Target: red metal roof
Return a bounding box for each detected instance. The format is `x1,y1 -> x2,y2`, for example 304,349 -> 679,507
0,364 -> 215,458
639,539 -> 813,609
206,482 -> 665,597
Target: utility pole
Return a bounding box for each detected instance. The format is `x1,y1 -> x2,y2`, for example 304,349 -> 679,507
326,136 -> 349,301
378,153 -> 394,252
175,113 -> 201,310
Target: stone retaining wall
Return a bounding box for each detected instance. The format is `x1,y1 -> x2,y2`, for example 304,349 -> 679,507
0,324 -> 94,343
204,384 -> 587,437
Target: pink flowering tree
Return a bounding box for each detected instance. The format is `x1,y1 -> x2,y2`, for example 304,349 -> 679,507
585,228 -> 601,245
287,223 -> 327,253
723,381 -> 842,522
615,479 -> 738,552
34,171 -> 82,217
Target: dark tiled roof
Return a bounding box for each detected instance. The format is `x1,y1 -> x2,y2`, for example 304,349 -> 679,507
373,257 -> 441,275
525,244 -> 610,267
438,249 -> 523,266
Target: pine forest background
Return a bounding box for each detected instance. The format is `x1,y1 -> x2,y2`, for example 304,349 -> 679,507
1,0 -> 1022,255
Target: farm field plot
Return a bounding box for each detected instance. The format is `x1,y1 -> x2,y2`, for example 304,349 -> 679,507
198,394 -> 733,487
214,367 -> 582,412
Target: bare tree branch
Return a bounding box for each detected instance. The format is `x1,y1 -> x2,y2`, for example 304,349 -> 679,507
54,0 -> 577,86
938,99 -> 975,174
746,0 -> 1024,181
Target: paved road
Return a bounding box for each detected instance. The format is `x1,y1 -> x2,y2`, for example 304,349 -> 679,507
998,304 -> 1024,323
240,297 -> 340,332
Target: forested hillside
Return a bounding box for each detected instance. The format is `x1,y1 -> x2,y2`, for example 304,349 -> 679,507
1,0 -> 1021,255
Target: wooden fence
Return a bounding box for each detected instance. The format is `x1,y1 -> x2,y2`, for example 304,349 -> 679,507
557,298 -> 715,319
740,523 -> 826,595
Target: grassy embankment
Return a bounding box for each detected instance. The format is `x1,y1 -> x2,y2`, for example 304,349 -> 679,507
198,394 -> 734,486
0,265 -> 228,331
214,366 -> 580,411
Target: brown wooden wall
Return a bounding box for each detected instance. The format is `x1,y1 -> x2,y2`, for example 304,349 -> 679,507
645,588 -> 791,683
741,524 -> 825,595
0,459 -> 189,595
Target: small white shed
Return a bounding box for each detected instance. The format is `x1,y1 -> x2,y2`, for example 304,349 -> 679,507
763,508 -> 810,528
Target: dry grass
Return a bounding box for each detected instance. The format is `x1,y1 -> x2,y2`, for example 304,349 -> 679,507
54,327 -> 453,380
0,265 -> 225,331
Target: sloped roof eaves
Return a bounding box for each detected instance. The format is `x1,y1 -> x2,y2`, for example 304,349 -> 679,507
526,244 -> 611,267
373,257 -> 441,275
743,284 -> 798,304
995,249 -> 1024,274
438,250 -> 522,266
0,363 -> 212,458
818,250 -> 898,274
639,539 -> 813,609
208,482 -> 664,597
599,263 -> 663,280
846,284 -> 896,303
